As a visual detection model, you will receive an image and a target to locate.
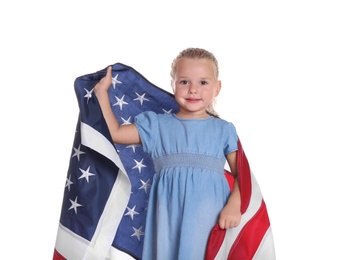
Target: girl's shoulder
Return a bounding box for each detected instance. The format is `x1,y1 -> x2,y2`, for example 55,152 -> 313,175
211,117 -> 238,137
213,116 -> 236,127
135,111 -> 173,124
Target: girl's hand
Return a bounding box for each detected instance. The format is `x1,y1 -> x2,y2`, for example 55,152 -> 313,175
94,66 -> 112,97
218,199 -> 241,229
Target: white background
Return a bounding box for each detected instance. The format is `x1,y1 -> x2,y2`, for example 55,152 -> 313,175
1,0 -> 342,259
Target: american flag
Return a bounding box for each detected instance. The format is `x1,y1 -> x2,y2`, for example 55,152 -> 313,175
53,63 -> 276,260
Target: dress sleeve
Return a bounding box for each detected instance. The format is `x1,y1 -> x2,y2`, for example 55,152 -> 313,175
134,111 -> 158,154
224,122 -> 238,155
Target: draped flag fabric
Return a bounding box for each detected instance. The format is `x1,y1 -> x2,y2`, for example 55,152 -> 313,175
53,63 -> 276,260
205,141 -> 276,260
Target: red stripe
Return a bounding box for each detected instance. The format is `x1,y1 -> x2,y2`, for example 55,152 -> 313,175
237,140 -> 252,214
228,200 -> 270,260
205,224 -> 227,260
53,249 -> 67,260
224,170 -> 235,190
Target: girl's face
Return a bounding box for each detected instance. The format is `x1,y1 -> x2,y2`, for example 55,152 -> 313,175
172,58 -> 221,119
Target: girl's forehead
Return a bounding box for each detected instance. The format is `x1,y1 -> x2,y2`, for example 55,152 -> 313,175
175,58 -> 217,77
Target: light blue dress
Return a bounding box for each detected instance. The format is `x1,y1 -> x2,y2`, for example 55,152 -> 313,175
134,112 -> 238,260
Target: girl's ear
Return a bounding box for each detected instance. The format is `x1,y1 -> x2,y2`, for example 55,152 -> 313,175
215,80 -> 222,97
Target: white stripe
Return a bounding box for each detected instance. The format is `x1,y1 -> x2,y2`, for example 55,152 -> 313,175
253,227 -> 276,260
55,224 -> 135,260
55,224 -> 90,259
109,246 -> 135,260
81,122 -> 131,259
214,170 -> 263,259
55,122 -> 132,259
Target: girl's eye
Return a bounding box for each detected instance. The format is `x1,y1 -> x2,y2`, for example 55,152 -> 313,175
200,80 -> 208,85
180,80 -> 188,85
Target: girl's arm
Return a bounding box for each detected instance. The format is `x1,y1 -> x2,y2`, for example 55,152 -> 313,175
218,151 -> 242,229
94,66 -> 141,145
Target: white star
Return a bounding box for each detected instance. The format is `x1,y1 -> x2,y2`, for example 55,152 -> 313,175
72,144 -> 85,161
131,226 -> 144,241
111,74 -> 122,89
113,95 -> 128,111
78,166 -> 95,183
163,108 -> 173,114
65,175 -> 73,191
134,92 -> 150,105
132,159 -> 147,173
69,196 -> 82,214
125,205 -> 140,220
139,179 -> 151,193
126,144 -> 140,153
84,88 -> 93,103
121,116 -> 132,125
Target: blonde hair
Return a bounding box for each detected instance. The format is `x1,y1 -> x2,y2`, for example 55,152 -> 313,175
170,47 -> 220,117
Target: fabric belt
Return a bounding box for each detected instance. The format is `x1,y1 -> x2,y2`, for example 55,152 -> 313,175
153,153 -> 225,174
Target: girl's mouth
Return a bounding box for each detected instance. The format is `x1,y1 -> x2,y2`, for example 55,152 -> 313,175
185,98 -> 200,103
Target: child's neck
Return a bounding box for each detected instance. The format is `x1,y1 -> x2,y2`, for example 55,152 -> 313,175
175,111 -> 210,119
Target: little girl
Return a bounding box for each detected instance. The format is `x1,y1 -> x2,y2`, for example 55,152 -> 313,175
94,48 -> 241,260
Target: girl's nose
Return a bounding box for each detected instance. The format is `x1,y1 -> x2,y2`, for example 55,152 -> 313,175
188,84 -> 198,94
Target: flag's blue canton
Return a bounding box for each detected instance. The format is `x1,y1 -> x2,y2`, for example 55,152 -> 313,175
59,63 -> 178,259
